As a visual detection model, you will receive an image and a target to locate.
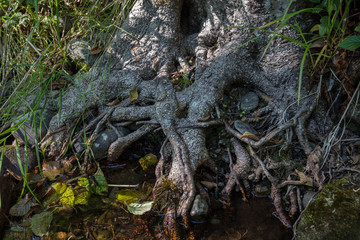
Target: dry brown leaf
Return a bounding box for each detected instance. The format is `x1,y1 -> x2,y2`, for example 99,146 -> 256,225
90,44 -> 103,55
306,145 -> 322,185
350,154 -> 360,164
239,131 -> 260,141
129,86 -> 138,101
106,97 -> 120,106
261,94 -> 273,102
295,169 -> 313,187
42,161 -> 63,181
200,181 -> 217,189
197,115 -> 211,122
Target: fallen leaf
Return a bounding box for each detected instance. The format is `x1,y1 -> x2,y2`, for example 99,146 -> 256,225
306,145 -> 322,185
129,86 -> 138,101
116,189 -> 142,205
9,198 -> 37,217
106,97 -> 120,106
197,115 -> 211,122
239,131 -> 260,141
42,161 -> 62,181
90,44 -> 103,55
295,169 -> 313,187
127,201 -> 153,215
200,181 -> 217,189
139,153 -> 158,171
30,211 -> 53,237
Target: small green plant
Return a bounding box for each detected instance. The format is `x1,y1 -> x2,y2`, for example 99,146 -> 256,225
339,24 -> 360,50
231,0 -> 354,103
180,72 -> 192,88
239,108 -> 247,118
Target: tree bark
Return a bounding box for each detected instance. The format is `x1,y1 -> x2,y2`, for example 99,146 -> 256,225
44,0 -> 314,220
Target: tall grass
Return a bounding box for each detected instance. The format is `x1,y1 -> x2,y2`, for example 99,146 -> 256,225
0,0 -> 136,182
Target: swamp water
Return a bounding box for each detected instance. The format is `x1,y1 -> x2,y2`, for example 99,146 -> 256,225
200,193 -> 293,240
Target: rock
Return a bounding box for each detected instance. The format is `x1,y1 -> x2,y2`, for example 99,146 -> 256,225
234,120 -> 257,135
254,183 -> 271,198
210,218 -> 221,225
67,39 -> 99,67
13,109 -> 56,146
241,91 -> 259,111
0,145 -> 36,177
301,191 -> 317,208
295,179 -> 360,240
75,127 -> 130,160
190,195 -> 208,217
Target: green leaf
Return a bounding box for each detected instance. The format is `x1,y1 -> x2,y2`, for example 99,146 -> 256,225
59,186 -> 75,206
129,86 -> 138,101
30,211 -> 53,237
73,186 -> 91,205
78,168 -> 108,194
92,167 -> 108,194
127,201 -> 154,215
54,182 -> 67,195
355,24 -> 360,32
115,189 -> 142,204
139,153 -> 158,171
339,35 -> 360,50
78,177 -> 90,188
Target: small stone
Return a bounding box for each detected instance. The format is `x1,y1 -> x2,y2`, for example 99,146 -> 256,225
241,91 -> 259,111
254,183 -> 270,198
75,127 -> 130,160
210,218 -> 221,225
248,173 -> 255,181
67,39 -> 98,66
190,195 -> 208,217
234,120 -> 257,135
302,191 -> 316,208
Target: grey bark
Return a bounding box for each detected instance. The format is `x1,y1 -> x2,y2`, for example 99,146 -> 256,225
44,0 -> 313,215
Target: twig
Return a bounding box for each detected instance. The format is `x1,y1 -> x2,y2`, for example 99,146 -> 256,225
108,184 -> 139,188
248,146 -> 277,184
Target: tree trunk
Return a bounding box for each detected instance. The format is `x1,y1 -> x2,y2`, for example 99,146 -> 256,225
44,0 -> 315,223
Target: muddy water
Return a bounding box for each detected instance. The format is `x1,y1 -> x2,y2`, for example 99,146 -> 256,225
201,194 -> 293,240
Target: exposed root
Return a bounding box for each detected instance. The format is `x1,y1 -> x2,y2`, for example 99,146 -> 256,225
163,206 -> 180,240
288,186 -> 298,219
167,128 -> 196,217
271,184 -> 292,229
224,119 -> 296,149
221,138 -> 251,202
107,124 -> 158,161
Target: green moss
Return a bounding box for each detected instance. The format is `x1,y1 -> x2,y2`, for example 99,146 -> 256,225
295,179 -> 360,240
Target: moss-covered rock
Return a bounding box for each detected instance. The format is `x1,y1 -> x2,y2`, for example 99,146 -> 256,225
295,179 -> 360,240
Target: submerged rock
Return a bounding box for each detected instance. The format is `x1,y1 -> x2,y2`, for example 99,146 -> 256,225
234,120 -> 257,135
241,91 -> 259,111
295,179 -> 360,240
190,195 -> 208,217
75,127 -> 129,160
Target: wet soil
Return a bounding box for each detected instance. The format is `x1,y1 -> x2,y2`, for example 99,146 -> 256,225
200,193 -> 293,240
